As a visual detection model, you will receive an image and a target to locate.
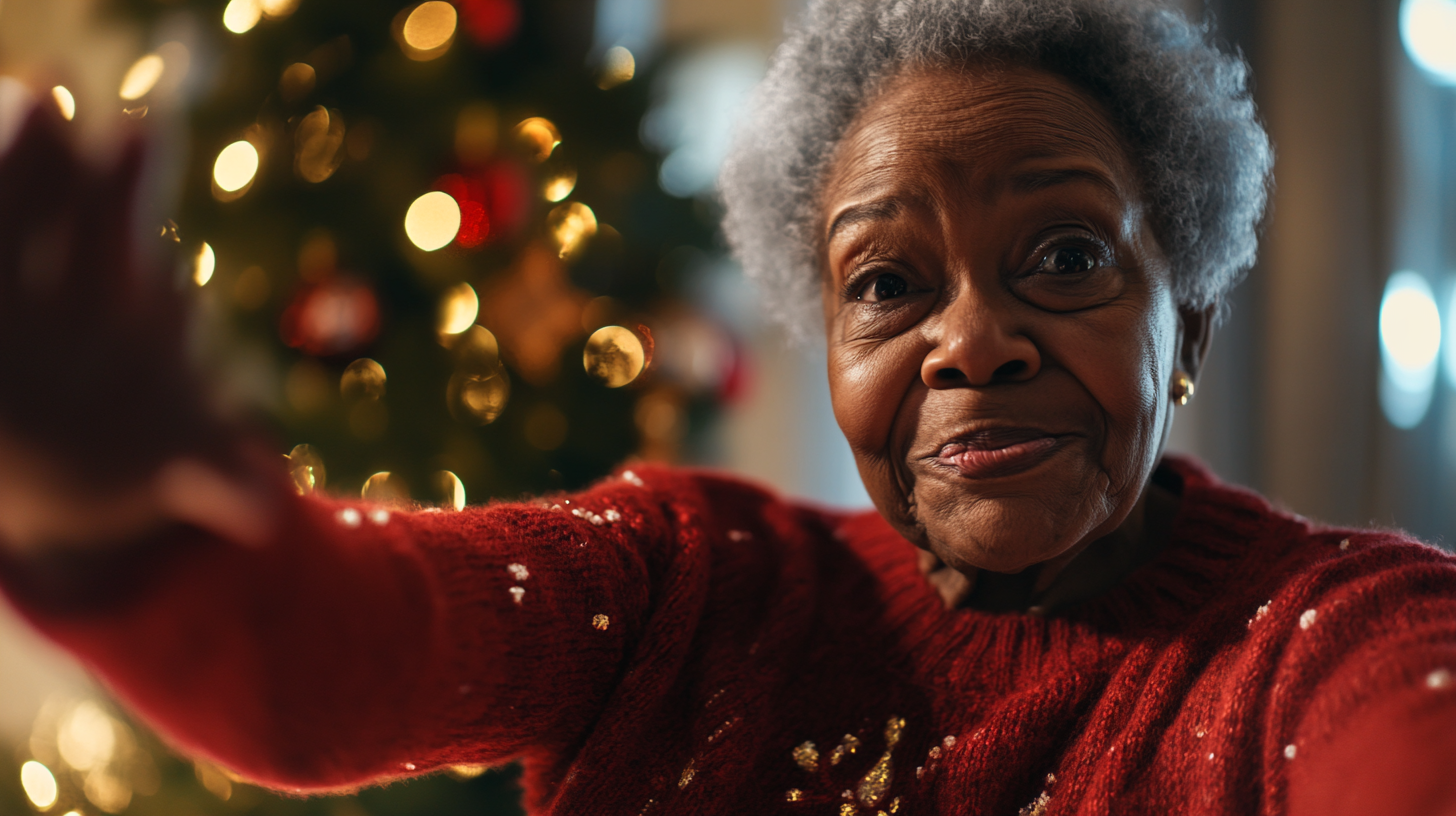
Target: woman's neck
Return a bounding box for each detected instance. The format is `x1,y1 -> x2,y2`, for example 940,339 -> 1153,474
963,466 -> 1183,615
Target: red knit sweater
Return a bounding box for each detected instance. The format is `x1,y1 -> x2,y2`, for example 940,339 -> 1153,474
4,456 -> 1456,815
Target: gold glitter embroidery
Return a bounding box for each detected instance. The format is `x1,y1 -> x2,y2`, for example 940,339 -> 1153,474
928,745 -> 941,760
786,789 -> 804,802
678,760 -> 695,788
829,734 -> 861,765
793,741 -> 820,772
1018,791 -> 1050,816
840,804 -> 856,816
888,796 -> 902,813
857,751 -> 893,806
593,614 -> 610,630
884,717 -> 905,749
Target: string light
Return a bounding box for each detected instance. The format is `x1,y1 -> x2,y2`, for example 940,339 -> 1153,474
223,0 -> 263,34
341,358 -> 387,401
213,140 -> 260,194
405,191 -> 461,251
433,470 -> 467,510
286,444 -> 326,495
543,167 -> 577,202
584,326 -> 646,387
259,0 -> 301,19
437,283 -> 480,336
362,471 -> 409,503
513,117 -> 561,162
51,86 -> 75,120
119,54 -> 164,100
294,106 -> 346,183
400,1 -> 458,60
548,201 -> 597,259
448,368 -> 509,424
194,242 -> 216,286
598,46 -> 636,89
20,760 -> 58,809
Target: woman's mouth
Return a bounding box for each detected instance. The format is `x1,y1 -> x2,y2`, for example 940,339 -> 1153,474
930,429 -> 1067,479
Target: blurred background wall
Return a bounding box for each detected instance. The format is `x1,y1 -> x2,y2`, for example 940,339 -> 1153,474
0,0 -> 1453,813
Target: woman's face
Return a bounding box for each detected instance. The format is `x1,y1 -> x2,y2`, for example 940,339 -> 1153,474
821,65 -> 1200,576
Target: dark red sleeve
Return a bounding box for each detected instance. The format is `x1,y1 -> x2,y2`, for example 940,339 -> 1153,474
0,465 -> 703,793
1277,541 -> 1456,816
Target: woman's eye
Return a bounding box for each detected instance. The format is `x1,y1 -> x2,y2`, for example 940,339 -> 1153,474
857,272 -> 909,302
1039,245 -> 1099,275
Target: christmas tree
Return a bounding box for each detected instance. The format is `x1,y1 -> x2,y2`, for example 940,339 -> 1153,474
5,0 -> 739,812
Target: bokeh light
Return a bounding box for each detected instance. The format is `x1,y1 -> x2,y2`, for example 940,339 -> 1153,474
513,117 -> 560,162
455,103 -> 498,166
279,62 -> 316,103
438,283 -> 480,335
598,46 -> 636,90
259,0 -> 301,19
286,444 -> 326,495
223,0 -> 263,34
405,191 -> 462,251
194,242 -> 216,286
58,700 -> 116,772
584,325 -> 645,387
543,167 -> 577,202
1380,270 -> 1442,428
450,324 -> 500,366
51,86 -> 75,120
548,201 -> 597,259
433,470 -> 467,511
401,1 -> 458,59
213,140 -> 260,193
20,760 -> 58,809
119,54 -> 164,100
448,368 -> 510,425
341,358 -> 387,401
1401,0 -> 1456,84
362,471 -> 409,503
294,106 -> 346,183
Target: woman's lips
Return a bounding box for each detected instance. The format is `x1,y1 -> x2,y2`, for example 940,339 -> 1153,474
931,430 -> 1066,479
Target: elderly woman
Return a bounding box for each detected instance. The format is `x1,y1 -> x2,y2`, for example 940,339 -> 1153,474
1,0 -> 1454,814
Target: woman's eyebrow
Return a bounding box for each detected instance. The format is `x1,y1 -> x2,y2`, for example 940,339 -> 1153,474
1009,166 -> 1122,199
826,198 -> 904,242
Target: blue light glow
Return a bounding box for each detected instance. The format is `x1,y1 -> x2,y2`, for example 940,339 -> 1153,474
1380,270 -> 1442,428
1401,0 -> 1456,85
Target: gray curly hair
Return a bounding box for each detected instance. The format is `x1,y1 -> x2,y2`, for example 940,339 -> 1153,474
719,0 -> 1273,343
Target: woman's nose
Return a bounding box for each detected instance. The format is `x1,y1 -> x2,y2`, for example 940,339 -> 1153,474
920,295 -> 1041,389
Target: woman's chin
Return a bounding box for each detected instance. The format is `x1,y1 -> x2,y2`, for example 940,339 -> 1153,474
913,493 -> 1098,576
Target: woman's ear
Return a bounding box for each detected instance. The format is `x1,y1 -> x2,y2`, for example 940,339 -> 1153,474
1177,304 -> 1216,382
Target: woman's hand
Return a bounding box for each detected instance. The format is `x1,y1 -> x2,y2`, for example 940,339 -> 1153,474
0,101 -> 270,554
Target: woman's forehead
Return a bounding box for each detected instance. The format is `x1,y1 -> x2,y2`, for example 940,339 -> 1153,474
825,65 -> 1138,207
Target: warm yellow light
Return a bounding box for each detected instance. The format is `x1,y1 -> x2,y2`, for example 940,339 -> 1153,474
59,700 -> 116,772
402,1 -> 458,55
447,369 -> 509,425
294,106 -> 345,183
20,760 -> 58,809
598,46 -> 636,89
259,0 -> 300,19
362,471 -> 408,503
433,470 -> 466,511
404,191 -> 461,251
194,242 -> 216,286
119,54 -> 165,100
213,141 -> 260,193
514,117 -> 561,162
438,283 -> 479,335
222,0 -> 263,33
286,444 -> 326,495
584,325 -> 645,387
51,86 -> 75,120
543,167 -> 577,202
548,201 -> 597,259
341,358 -> 387,401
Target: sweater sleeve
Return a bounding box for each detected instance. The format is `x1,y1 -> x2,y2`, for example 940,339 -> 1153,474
0,464 -> 711,793
1276,536 -> 1456,816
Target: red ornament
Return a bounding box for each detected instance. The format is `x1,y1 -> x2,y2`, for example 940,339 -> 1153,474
432,162 -> 529,248
279,276 -> 381,357
457,0 -> 520,48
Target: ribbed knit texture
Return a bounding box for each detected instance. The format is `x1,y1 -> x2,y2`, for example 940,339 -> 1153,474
5,456 -> 1456,815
